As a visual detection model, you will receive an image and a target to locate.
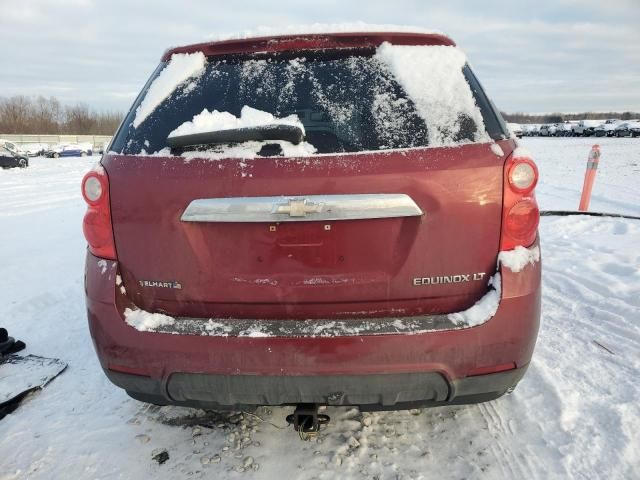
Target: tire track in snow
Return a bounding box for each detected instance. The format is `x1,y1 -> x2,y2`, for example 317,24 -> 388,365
476,401 -> 534,479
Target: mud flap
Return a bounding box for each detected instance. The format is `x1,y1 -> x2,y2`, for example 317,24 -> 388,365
0,354 -> 67,420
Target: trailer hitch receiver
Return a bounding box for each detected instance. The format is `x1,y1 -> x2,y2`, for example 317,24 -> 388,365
286,404 -> 330,440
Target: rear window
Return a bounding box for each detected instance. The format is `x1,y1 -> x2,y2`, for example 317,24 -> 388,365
112,46 -> 505,156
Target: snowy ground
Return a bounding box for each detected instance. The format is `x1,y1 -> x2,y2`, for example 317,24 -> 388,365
0,138 -> 639,479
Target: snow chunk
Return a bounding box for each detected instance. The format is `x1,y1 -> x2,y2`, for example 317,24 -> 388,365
97,259 -> 107,274
448,274 -> 501,327
490,143 -> 504,157
133,52 -> 206,128
168,106 -> 305,139
498,245 -> 541,273
124,308 -> 175,332
211,22 -> 444,41
512,146 -> 534,159
375,42 -> 489,147
167,106 -> 316,160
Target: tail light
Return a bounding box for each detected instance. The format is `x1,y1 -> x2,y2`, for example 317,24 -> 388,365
81,168 -> 117,259
500,152 -> 540,250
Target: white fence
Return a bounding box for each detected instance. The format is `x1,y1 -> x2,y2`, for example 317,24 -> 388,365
0,134 -> 113,149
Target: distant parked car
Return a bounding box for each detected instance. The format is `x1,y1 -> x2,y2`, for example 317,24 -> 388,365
614,120 -> 640,137
21,143 -> 50,157
0,139 -> 26,156
45,144 -> 89,158
594,119 -> 622,137
78,142 -> 94,156
506,122 -> 523,138
0,146 -> 29,168
573,120 -> 601,137
554,123 -> 573,137
539,124 -> 557,136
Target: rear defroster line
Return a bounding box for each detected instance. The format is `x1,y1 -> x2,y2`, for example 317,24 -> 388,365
540,210 -> 640,221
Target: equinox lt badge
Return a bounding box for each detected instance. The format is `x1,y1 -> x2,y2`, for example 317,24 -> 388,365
413,272 -> 486,286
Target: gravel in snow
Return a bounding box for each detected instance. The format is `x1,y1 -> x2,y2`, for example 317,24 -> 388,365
0,137 -> 639,479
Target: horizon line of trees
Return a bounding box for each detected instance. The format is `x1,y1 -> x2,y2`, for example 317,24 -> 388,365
0,95 -> 124,135
501,111 -> 640,125
2,95 -> 639,134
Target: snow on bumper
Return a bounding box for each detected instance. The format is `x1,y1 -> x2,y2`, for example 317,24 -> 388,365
85,239 -> 541,382
120,243 -> 541,337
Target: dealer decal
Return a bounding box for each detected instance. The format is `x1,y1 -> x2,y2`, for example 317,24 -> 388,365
138,280 -> 182,289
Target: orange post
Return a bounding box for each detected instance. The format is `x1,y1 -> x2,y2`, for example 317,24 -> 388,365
579,145 -> 601,211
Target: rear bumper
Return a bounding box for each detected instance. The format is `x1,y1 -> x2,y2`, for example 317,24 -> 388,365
106,365 -> 528,411
86,241 -> 541,409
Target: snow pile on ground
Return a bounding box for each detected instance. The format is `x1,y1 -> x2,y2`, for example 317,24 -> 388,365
375,42 -> 489,146
448,274 -> 501,326
124,308 -> 175,332
210,22 -> 445,41
498,245 -> 541,273
133,52 -> 206,128
168,106 -> 306,139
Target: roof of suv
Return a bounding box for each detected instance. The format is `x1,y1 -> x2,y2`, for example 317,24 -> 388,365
162,30 -> 456,61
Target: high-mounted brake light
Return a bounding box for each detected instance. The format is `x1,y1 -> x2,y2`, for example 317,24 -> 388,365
81,169 -> 117,260
500,152 -> 540,251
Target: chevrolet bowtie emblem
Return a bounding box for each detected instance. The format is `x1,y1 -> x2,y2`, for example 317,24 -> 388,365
274,198 -> 323,217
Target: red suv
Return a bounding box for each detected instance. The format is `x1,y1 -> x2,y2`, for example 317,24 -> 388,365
83,29 -> 541,411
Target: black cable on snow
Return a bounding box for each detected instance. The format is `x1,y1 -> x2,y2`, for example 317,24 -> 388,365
540,210 -> 640,221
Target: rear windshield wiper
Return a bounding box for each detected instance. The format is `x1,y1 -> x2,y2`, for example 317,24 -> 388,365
167,124 -> 304,149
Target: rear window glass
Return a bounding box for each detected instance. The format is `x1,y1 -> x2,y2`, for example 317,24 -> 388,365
112,46 -> 504,156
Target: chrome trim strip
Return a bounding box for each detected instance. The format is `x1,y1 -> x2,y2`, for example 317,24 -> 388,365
181,194 -> 423,223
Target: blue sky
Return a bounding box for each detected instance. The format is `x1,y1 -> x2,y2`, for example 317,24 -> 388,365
1,0 -> 639,113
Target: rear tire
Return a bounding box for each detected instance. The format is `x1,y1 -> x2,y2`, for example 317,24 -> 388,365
81,152 -> 87,157
18,159 -> 28,168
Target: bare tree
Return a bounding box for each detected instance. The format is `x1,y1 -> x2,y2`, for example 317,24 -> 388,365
0,95 -> 123,134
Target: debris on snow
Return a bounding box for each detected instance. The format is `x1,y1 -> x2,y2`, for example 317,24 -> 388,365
151,448 -> 169,465
498,245 -> 541,273
593,340 -> 615,355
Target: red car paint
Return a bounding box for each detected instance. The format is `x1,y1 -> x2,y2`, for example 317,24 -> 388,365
84,31 -> 541,409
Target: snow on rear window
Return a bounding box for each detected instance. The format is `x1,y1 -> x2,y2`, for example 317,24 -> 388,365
114,46 -> 495,156
132,52 -> 206,128
375,42 -> 489,146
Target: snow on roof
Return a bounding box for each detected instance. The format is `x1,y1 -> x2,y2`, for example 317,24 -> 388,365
209,22 -> 446,41
132,52 -> 206,129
